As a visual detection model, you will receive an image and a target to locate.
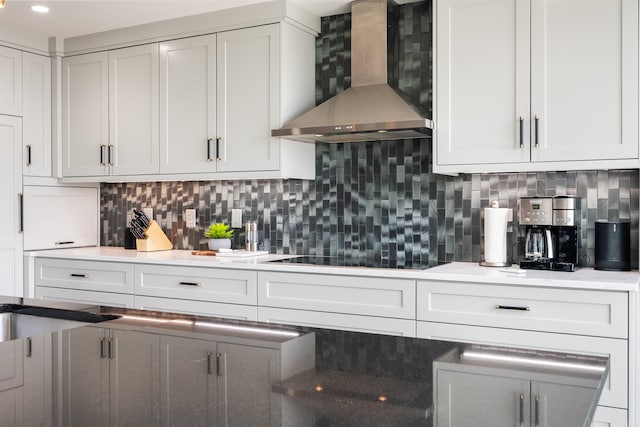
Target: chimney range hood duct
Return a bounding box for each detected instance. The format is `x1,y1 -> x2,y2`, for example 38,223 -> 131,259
271,0 -> 433,143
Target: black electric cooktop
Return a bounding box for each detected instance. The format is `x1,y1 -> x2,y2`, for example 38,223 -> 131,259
268,256 -> 447,270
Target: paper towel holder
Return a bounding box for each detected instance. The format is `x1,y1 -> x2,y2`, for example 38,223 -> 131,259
479,201 -> 512,267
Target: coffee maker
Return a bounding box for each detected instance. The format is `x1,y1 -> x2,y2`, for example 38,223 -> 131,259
519,196 -> 579,272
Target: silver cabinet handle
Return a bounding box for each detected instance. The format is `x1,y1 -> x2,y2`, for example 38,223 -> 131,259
215,137 -> 222,160
108,145 -> 114,165
207,352 -> 213,375
100,145 -> 107,165
26,337 -> 32,358
495,305 -> 530,311
100,337 -> 107,358
216,353 -> 222,377
179,281 -> 201,287
55,241 -> 75,245
207,138 -> 214,162
70,273 -> 89,278
519,394 -> 525,426
519,117 -> 524,148
18,193 -> 23,233
26,144 -> 32,166
534,116 -> 540,148
534,395 -> 540,427
108,337 -> 114,359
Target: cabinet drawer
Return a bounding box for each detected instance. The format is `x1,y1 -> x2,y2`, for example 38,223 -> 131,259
135,265 -> 257,305
134,296 -> 257,321
417,321 -> 628,410
258,307 -> 416,337
34,258 -> 134,294
417,281 -> 628,338
35,286 -> 134,308
258,272 -> 415,319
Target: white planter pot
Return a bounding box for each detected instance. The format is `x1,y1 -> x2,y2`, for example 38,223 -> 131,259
208,238 -> 231,251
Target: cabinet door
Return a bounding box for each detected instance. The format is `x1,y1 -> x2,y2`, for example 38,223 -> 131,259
62,327 -> 110,427
110,330 -> 160,427
0,116 -> 23,297
23,52 -> 52,177
23,186 -> 98,250
159,335 -> 217,427
217,342 -> 280,427
531,381 -> 596,427
0,387 -> 24,427
435,369 -> 530,427
530,0 -> 639,162
217,25 -> 280,172
23,334 -> 53,427
62,52 -> 109,177
109,44 -> 159,175
159,35 -> 217,174
0,341 -> 23,392
435,0 -> 530,166
0,46 -> 22,116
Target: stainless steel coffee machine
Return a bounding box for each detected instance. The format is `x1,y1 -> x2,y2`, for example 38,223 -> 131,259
519,196 -> 579,272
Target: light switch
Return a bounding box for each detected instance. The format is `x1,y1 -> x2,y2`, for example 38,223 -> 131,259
231,209 -> 242,228
185,209 -> 196,228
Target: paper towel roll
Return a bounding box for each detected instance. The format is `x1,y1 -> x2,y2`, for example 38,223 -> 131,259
484,207 -> 510,264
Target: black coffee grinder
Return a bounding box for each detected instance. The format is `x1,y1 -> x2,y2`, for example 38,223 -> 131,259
519,196 -> 579,272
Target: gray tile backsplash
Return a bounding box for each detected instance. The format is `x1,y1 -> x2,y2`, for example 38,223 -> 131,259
100,1 -> 639,268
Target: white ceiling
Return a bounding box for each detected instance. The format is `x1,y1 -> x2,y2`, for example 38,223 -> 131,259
0,0 -> 356,40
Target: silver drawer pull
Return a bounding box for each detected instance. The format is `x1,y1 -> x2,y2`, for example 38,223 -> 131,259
55,241 -> 75,245
179,281 -> 201,287
495,304 -> 530,311
70,273 -> 89,278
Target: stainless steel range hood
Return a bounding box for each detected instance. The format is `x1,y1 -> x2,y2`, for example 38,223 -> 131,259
272,0 -> 433,143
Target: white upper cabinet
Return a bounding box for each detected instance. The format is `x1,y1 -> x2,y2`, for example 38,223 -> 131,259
0,46 -> 22,116
530,0 -> 639,163
62,52 -> 109,177
216,24 -> 280,173
159,34 -> 217,174
22,52 -> 52,177
109,44 -> 159,175
434,0 -> 639,173
435,0 -> 531,167
60,7 -> 318,182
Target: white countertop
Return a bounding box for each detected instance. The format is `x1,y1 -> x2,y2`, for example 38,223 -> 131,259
25,247 -> 640,292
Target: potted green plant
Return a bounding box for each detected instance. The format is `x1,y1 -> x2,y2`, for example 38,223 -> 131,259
204,223 -> 234,251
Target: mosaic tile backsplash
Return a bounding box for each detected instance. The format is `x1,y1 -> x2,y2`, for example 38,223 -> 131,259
100,2 -> 639,268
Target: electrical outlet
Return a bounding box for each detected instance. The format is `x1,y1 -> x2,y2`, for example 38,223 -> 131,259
185,209 -> 196,228
143,208 -> 154,221
231,209 -> 242,228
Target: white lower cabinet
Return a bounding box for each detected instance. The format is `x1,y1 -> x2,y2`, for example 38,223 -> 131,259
258,306 -> 416,337
0,387 -> 24,427
159,335 -> 282,427
434,368 -> 596,427
258,272 -> 415,319
418,322 -> 627,426
61,326 -> 160,427
23,335 -> 52,427
135,295 -> 257,321
35,287 -> 134,307
135,264 -> 257,305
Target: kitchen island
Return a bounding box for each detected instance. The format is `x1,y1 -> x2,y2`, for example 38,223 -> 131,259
0,296 -> 609,426
22,247 -> 639,426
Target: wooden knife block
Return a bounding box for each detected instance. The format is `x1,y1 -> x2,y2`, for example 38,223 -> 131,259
136,220 -> 173,252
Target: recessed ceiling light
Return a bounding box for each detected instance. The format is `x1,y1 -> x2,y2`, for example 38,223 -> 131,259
0,0 -> 5,9
31,5 -> 49,13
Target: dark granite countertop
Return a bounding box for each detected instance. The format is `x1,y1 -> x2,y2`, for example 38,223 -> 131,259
0,297 -> 608,427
